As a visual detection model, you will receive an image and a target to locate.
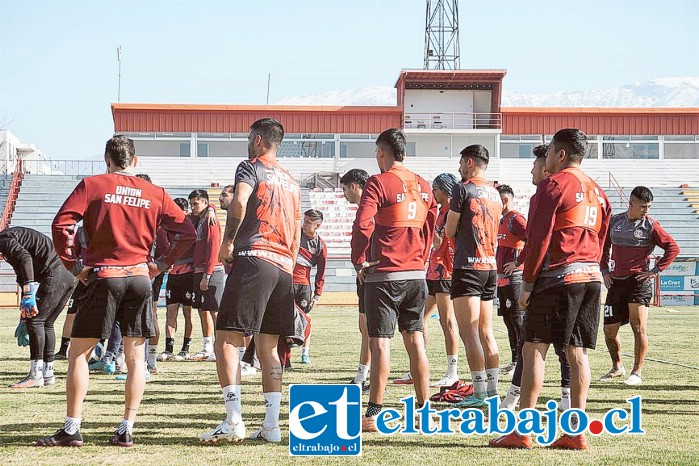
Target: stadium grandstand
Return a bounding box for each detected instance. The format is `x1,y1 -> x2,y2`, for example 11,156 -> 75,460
1,69 -> 699,301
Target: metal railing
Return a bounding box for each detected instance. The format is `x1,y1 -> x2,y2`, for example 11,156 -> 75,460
608,172 -> 628,205
21,159 -> 104,177
404,112 -> 502,130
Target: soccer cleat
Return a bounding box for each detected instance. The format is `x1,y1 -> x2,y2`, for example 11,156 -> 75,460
489,432 -> 533,449
115,370 -> 151,382
199,421 -> 247,444
10,374 -> 44,389
431,374 -> 459,388
34,428 -> 84,447
147,363 -> 159,374
361,415 -> 378,433
173,351 -> 190,361
249,425 -> 282,443
392,372 -> 414,385
499,362 -> 516,377
349,378 -> 371,394
599,366 -> 626,382
240,363 -> 257,377
191,350 -> 214,361
109,430 -> 134,447
301,354 -> 311,364
89,360 -> 116,375
547,433 -> 589,450
54,351 -> 68,360
451,394 -> 487,409
44,375 -> 56,386
624,372 -> 643,386
157,351 -> 173,362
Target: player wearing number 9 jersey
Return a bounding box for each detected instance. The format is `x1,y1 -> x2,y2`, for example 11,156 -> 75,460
351,129 -> 437,432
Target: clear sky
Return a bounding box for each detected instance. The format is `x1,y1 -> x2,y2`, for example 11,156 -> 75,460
1,0 -> 697,159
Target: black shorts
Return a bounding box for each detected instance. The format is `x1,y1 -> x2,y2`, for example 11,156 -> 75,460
451,270 -> 497,301
71,274 -> 155,340
166,272 -> 194,306
364,279 -> 426,338
67,281 -> 87,315
603,276 -> 653,326
427,279 -> 451,296
497,282 -> 524,317
356,279 -> 366,314
37,268 -> 75,319
193,269 -> 225,311
525,282 -> 601,349
151,272 -> 165,301
293,284 -> 313,313
217,256 -> 294,336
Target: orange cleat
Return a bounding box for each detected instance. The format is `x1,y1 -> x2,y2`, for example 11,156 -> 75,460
361,415 -> 378,433
489,432 -> 533,449
547,433 -> 589,450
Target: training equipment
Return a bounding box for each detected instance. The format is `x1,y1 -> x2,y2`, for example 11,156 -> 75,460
109,430 -> 133,447
548,433 -> 589,450
20,282 -> 40,319
489,432 -> 533,449
249,425 -> 281,443
88,342 -> 105,365
599,366 -> 627,382
15,320 -> 29,347
430,379 -> 472,403
199,421 -> 247,444
34,428 -> 84,447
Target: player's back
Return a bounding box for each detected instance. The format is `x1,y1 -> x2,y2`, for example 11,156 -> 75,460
233,155 -> 301,274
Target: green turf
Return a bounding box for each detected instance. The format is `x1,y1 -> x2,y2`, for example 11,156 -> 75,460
1,305 -> 698,465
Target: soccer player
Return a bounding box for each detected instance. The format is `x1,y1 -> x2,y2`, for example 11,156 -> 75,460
160,197 -> 198,361
37,134 -> 195,447
599,186 -> 679,386
189,189 -> 224,361
199,118 -> 301,444
491,128 -> 611,450
340,168 -> 372,392
292,209 -> 327,364
495,184 -> 527,377
1,227 -> 75,388
424,172 -> 461,388
499,145 -> 571,412
444,145 -> 502,408
351,128 -> 437,432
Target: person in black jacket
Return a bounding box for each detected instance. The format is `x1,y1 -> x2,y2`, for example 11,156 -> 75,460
0,227 -> 75,388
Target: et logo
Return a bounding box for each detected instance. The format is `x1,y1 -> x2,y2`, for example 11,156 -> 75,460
289,384 -> 361,456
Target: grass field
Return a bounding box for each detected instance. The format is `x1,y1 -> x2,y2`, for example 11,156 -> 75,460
1,304 -> 698,465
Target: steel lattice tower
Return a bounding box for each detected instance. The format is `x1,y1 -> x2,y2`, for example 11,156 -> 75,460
424,0 -> 460,70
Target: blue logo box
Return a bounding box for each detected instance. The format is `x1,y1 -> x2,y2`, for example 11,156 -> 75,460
289,384 -> 362,456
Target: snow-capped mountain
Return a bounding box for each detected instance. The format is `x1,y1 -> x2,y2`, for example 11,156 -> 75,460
274,77 -> 699,107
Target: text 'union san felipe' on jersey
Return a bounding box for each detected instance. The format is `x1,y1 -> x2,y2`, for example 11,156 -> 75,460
450,177 -> 503,271
233,155 -> 301,275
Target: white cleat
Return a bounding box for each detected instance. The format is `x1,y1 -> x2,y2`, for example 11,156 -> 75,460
249,425 -> 281,443
431,374 -> 459,387
241,363 -> 257,377
199,421 -> 246,444
173,351 -> 189,361
624,372 -> 643,386
599,366 -> 627,382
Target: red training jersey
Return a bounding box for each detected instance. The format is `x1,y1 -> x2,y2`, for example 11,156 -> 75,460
193,204 -> 223,275
52,171 -> 196,272
351,165 -> 437,281
426,203 -> 454,281
233,155 -> 301,275
522,167 -> 611,291
496,210 -> 527,285
292,232 -> 328,296
169,213 -> 198,275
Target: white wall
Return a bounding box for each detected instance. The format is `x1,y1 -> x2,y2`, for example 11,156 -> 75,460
473,91 -> 492,113
404,89 -> 475,114
408,133 -> 498,158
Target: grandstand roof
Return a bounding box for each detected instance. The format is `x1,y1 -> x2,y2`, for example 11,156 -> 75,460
111,103 -> 402,134
501,107 -> 699,135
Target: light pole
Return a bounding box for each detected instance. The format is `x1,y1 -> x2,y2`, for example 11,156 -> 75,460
117,46 -> 122,102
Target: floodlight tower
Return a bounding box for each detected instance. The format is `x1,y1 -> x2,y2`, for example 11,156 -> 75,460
424,0 -> 460,70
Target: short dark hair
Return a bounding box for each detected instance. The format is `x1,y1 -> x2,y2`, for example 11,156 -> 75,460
533,144 -> 548,159
105,135 -> 136,169
135,173 -> 152,183
222,184 -> 235,193
497,184 -> 514,198
250,118 -> 284,147
304,209 -> 324,222
459,144 -> 489,167
188,189 -> 209,201
376,128 -> 407,162
340,168 -> 369,188
174,197 -> 189,211
630,186 -> 654,202
551,128 -> 587,162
